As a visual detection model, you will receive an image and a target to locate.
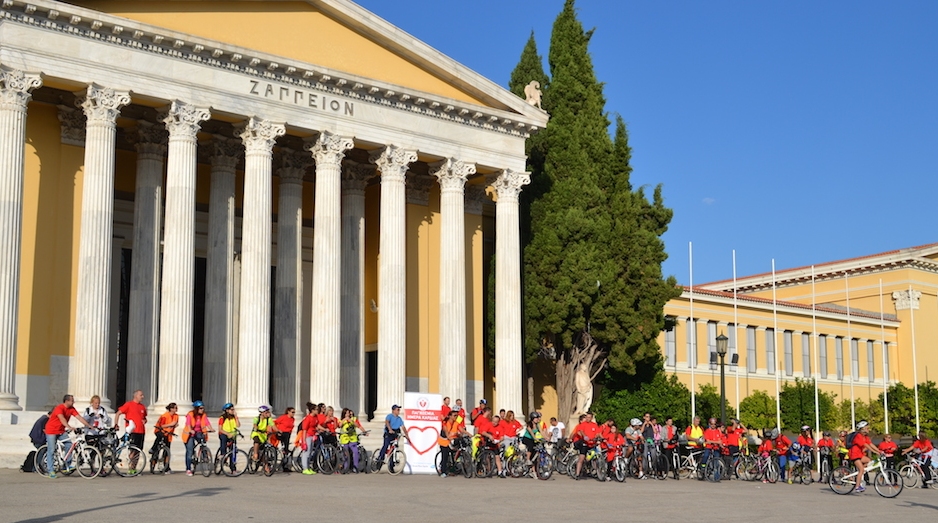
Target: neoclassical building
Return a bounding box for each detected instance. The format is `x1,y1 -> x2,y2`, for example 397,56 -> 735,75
0,0 -> 548,418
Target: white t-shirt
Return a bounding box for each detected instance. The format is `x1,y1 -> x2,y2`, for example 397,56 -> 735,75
548,422 -> 565,442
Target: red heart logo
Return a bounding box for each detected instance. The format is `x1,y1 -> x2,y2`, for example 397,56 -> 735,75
406,426 -> 439,455
418,398 -> 428,409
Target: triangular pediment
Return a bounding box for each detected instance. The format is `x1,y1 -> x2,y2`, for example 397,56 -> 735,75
64,0 -> 546,124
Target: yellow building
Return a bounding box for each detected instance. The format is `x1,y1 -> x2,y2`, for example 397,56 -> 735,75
0,0 -> 549,419
657,242 -> 938,422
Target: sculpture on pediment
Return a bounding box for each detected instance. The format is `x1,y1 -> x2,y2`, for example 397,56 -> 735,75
524,80 -> 542,109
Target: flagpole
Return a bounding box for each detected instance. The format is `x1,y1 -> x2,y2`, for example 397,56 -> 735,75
845,272 -> 855,428
879,279 -> 889,434
689,242 -> 696,421
811,266 -> 820,472
772,259 -> 781,430
910,285 -> 920,433
733,250 -> 740,418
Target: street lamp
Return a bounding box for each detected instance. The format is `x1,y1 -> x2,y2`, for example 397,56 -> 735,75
716,332 -> 728,425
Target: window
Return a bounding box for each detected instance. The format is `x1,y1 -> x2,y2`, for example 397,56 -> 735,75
802,332 -> 811,377
867,340 -> 875,382
686,320 -> 696,367
728,324 -> 738,366
819,335 -> 828,379
851,339 -> 859,381
708,322 -> 717,370
835,337 -> 844,380
747,327 -> 757,373
665,324 -> 676,367
783,331 -> 794,376
766,328 -> 776,374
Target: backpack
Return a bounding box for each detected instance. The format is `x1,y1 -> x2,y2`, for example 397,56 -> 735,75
20,451 -> 36,473
845,431 -> 857,449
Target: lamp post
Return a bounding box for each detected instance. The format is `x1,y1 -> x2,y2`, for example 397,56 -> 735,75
716,332 -> 728,425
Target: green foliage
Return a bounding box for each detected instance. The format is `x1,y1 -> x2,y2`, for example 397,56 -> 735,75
519,0 -> 678,380
778,378 -> 837,431
508,32 -> 549,101
694,383 -> 737,423
875,381 -> 938,437
592,373 -> 691,429
739,390 -> 777,432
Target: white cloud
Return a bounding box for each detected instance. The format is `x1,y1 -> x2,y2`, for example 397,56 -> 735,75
702,197 -> 716,205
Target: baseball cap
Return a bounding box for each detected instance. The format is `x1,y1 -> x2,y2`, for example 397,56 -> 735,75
391,404 -> 401,410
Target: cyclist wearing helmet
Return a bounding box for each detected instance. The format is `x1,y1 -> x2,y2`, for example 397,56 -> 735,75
571,413 -> 599,480
901,431 -> 935,487
849,420 -> 881,493
183,401 -> 214,476
771,428 -> 791,482
252,405 -> 275,461
217,403 -> 240,472
817,431 -> 835,477
522,411 -> 544,464
702,418 -> 724,481
624,417 -> 644,477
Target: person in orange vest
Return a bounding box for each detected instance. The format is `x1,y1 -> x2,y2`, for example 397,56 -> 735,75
151,403 -> 178,474
182,401 -> 214,476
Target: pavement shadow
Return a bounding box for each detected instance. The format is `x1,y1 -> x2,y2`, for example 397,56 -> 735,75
902,501 -> 938,511
15,487 -> 230,523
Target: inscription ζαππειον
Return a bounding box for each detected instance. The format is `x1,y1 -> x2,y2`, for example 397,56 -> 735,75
248,80 -> 354,116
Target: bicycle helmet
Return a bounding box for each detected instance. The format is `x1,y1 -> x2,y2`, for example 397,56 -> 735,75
192,400 -> 204,408
222,402 -> 234,410
258,404 -> 271,413
856,420 -> 869,430
769,428 -> 779,439
528,411 -> 541,421
630,418 -> 641,427
801,425 -> 811,432
791,442 -> 801,452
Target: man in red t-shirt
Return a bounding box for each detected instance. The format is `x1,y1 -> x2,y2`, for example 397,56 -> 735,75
702,418 -> 724,480
572,413 -> 600,479
849,421 -> 881,492
114,389 -> 148,452
470,399 -> 487,426
44,394 -> 92,477
902,431 -> 935,486
441,397 -> 451,420
772,429 -> 792,482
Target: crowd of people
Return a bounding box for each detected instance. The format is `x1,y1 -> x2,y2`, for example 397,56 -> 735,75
29,391 -> 938,491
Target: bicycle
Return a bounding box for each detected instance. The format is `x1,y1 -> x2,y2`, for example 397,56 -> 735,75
337,430 -> 370,474
435,435 -> 474,478
678,445 -> 704,479
606,445 -> 628,483
585,438 -> 608,481
829,458 -> 904,498
371,431 -> 408,475
215,430 -> 249,477
789,450 -> 815,485
698,446 -> 726,482
898,452 -> 937,489
98,428 -> 144,477
818,446 -> 833,483
247,440 -> 279,477
34,429 -> 102,479
189,432 -> 214,477
648,440 -> 670,480
149,431 -> 175,474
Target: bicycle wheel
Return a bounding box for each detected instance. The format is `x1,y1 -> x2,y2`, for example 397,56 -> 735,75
34,445 -> 49,476
337,446 -> 352,474
800,463 -> 815,485
75,446 -> 102,479
115,445 -> 144,477
829,466 -> 856,495
153,446 -> 170,475
434,450 -> 445,476
707,458 -> 725,482
459,451 -> 475,478
737,457 -> 755,481
613,456 -> 627,482
536,452 -> 553,481
388,448 -> 406,475
655,453 -> 670,480
898,464 -> 920,488
874,468 -> 904,498
765,460 -> 780,483
213,449 -> 224,476
507,454 -> 526,478
260,446 -> 275,477
318,446 -> 337,475
477,450 -> 495,478
223,449 -> 249,477
98,448 -> 114,477
593,457 -> 608,481
290,446 -> 305,473
679,456 -> 695,479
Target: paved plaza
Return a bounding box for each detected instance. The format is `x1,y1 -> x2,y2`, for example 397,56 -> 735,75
2,469 -> 936,522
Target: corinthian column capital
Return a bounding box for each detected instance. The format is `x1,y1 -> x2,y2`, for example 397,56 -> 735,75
160,100 -> 210,138
278,148 -> 311,183
132,121 -> 168,159
57,105 -> 86,146
0,65 -> 42,110
430,158 -> 475,192
78,83 -> 130,125
490,169 -> 530,203
342,159 -> 376,193
238,117 -> 285,155
405,174 -> 435,206
369,145 -> 417,184
209,135 -> 242,170
305,130 -> 354,167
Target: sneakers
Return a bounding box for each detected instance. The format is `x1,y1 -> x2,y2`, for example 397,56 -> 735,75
440,473 -> 448,478
856,485 -> 866,493
302,469 -> 315,475
128,469 -> 136,476
164,469 -> 173,475
787,478 -> 793,484
47,473 -> 57,479
186,470 -> 193,477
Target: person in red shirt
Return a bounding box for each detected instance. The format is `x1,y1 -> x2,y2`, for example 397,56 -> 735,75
603,423 -> 625,469
572,413 -> 600,480
44,394 -> 93,477
662,417 -> 680,479
598,418 -> 615,441
470,399 -> 487,426
440,397 -> 451,420
114,389 -> 148,453
877,433 -> 899,471
771,429 -> 792,482
475,409 -> 505,477
725,419 -> 747,468
274,407 -> 296,454
817,431 -> 835,479
702,418 -> 724,480
849,421 -> 881,493
300,403 -> 320,474
902,431 -> 935,486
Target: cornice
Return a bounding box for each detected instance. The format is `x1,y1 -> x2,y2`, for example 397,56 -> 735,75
0,0 -> 544,139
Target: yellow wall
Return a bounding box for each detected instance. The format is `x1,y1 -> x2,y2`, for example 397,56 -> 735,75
73,1 -> 490,107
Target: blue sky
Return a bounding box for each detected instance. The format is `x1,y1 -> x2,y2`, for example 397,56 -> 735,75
355,0 -> 938,285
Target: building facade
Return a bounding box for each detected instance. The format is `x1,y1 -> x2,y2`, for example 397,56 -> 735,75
0,0 -> 548,418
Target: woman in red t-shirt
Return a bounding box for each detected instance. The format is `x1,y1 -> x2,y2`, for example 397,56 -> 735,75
300,403 -> 320,474
274,407 -> 296,453
849,421 -> 881,492
902,431 -> 935,485
877,434 -> 899,470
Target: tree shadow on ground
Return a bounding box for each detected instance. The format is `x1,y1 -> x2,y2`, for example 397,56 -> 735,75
15,487 -> 230,523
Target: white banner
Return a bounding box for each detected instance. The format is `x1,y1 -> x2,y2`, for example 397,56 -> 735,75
402,392 -> 442,475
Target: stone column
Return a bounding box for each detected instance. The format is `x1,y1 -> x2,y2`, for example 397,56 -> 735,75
371,147 -> 417,416
236,118 -> 285,415
429,158 -> 475,404
339,160 -> 374,416
203,136 -> 241,411
0,66 -> 41,411
71,84 -> 130,409
306,131 -> 353,408
125,123 -> 166,404
491,169 -> 529,414
273,149 -> 308,412
155,101 -> 210,412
